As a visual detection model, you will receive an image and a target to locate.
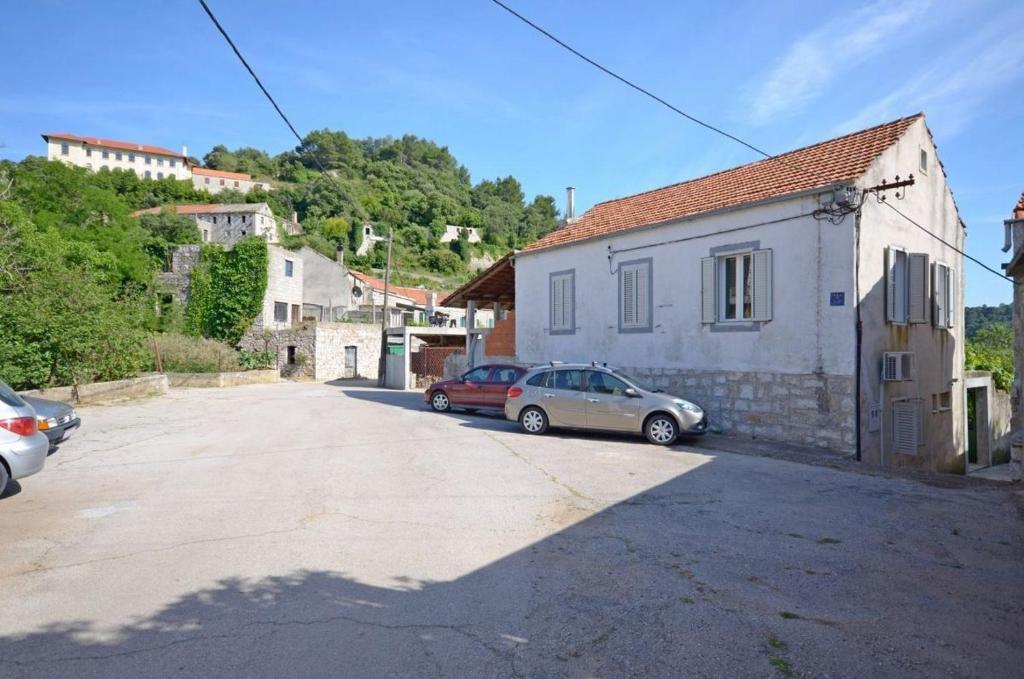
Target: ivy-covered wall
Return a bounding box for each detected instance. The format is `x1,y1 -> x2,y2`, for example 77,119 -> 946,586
185,238 -> 269,345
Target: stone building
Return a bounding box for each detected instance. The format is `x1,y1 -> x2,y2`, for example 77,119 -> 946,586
1001,193 -> 1024,480
191,167 -> 272,195
239,321 -> 382,381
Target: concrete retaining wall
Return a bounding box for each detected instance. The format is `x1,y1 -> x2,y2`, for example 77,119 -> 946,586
167,370 -> 279,388
623,367 -> 857,453
21,374 -> 169,405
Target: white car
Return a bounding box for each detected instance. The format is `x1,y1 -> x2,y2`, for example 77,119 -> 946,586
0,379 -> 49,497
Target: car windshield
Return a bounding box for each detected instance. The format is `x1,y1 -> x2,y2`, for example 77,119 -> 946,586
611,370 -> 661,393
0,380 -> 26,407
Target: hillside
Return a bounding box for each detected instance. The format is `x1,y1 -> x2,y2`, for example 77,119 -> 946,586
965,304 -> 1012,340
201,130 -> 559,283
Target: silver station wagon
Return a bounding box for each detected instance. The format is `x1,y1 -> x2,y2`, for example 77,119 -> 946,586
504,363 -> 707,445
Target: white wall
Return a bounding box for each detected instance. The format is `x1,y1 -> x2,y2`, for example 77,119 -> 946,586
855,118 -> 965,471
192,173 -> 272,195
262,246 -> 304,330
515,193 -> 856,376
47,139 -> 191,179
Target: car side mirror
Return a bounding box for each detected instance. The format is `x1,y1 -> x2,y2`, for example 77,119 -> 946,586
624,387 -> 639,398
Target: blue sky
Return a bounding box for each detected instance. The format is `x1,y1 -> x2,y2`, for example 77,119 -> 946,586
1,0 -> 1021,306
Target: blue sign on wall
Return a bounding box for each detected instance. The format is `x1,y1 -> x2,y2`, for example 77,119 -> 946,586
830,292 -> 846,307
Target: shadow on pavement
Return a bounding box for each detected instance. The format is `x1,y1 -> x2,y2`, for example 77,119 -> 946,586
1,450 -> 1020,678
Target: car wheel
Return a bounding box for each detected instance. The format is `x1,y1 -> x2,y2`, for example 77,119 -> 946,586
519,407 -> 548,435
430,391 -> 451,412
0,463 -> 9,498
645,414 -> 678,446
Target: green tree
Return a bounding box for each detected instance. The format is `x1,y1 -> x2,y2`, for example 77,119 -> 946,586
965,323 -> 1013,391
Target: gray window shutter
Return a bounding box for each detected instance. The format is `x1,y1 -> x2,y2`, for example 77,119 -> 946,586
551,276 -> 563,329
932,263 -> 947,329
885,247 -> 896,323
701,257 -> 716,324
636,263 -> 649,327
908,253 -> 928,324
947,268 -> 956,328
752,249 -> 773,321
622,266 -> 636,326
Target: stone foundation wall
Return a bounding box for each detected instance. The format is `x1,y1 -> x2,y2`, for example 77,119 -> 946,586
623,367 -> 856,453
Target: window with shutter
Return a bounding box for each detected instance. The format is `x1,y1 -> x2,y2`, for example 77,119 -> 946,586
619,259 -> 652,332
886,246 -> 909,324
751,249 -> 772,321
892,398 -> 922,454
932,262 -> 953,329
549,270 -> 575,335
709,248 -> 771,323
908,253 -> 928,323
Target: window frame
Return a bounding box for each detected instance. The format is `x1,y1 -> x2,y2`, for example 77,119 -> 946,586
549,269 -> 575,335
717,251 -> 755,322
886,246 -> 909,325
273,301 -> 288,323
60,142 -> 69,156
618,257 -> 653,333
285,259 -> 294,278
932,261 -> 955,330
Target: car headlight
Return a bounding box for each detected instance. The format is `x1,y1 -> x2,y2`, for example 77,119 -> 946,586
37,417 -> 58,430
673,399 -> 702,413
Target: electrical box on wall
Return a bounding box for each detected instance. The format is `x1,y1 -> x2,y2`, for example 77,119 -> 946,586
868,404 -> 882,433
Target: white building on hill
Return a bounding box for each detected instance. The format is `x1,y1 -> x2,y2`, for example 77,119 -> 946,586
43,132 -> 192,180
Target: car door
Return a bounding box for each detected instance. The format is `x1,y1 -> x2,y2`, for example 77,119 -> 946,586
540,369 -> 588,427
485,366 -> 522,407
449,366 -> 492,406
584,371 -> 641,431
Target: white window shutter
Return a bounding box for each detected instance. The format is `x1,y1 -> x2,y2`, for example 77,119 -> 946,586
947,268 -> 956,328
622,266 -> 636,326
636,263 -> 649,327
752,249 -> 773,321
701,257 -> 716,324
885,247 -> 896,323
892,399 -> 921,454
908,253 -> 928,324
932,263 -> 947,329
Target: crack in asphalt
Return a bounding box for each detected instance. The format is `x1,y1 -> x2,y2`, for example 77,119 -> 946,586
481,431 -> 597,506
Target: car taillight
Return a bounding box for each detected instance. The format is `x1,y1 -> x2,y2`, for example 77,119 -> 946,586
0,417 -> 38,436
507,386 -> 523,398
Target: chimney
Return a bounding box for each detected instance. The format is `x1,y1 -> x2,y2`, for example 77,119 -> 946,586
291,211 -> 298,223
563,186 -> 576,228
335,247 -> 344,267
181,144 -> 188,158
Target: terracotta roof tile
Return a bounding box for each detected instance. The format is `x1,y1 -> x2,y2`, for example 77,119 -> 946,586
192,167 -> 254,181
42,132 -> 187,160
525,114 -> 923,252
350,270 -> 434,306
1013,193 -> 1024,220
131,203 -> 267,217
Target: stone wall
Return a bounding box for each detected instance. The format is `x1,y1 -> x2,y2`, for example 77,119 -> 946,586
167,370 -> 280,388
623,367 -> 857,453
240,321 -> 381,382
21,374 -> 169,406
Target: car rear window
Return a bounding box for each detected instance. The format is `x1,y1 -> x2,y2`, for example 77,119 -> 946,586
0,380 -> 26,408
526,371 -> 549,387
493,367 -> 521,384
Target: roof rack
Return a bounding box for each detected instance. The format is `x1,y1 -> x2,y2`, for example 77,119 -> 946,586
549,360 -> 564,367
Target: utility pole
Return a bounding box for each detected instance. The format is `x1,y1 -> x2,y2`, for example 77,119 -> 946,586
377,227 -> 394,387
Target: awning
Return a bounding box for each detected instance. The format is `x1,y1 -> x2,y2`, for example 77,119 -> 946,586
441,252 -> 515,309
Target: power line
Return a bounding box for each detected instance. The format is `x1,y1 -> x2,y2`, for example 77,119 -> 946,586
489,0 -> 1010,283
881,201 -> 1012,283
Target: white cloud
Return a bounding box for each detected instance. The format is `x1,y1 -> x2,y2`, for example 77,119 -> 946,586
748,0 -> 932,124
833,12 -> 1024,138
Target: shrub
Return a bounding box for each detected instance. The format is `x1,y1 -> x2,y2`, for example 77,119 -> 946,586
152,334 -> 240,373
965,323 -> 1013,392
238,351 -> 275,370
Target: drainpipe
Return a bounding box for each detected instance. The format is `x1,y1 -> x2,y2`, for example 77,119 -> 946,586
854,209 -> 863,462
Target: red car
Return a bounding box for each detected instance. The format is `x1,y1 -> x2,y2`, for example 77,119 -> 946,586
425,364 -> 527,413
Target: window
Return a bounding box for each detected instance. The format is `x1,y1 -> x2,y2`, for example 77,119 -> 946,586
128,153 -> 135,162
59,142 -> 69,155
157,172 -> 164,179
549,270 -> 575,334
220,179 -> 225,186
274,302 -> 288,323
145,156 -> 152,165
526,371 -> 550,387
586,371 -> 629,396
205,177 -> 210,184
701,248 -> 772,323
241,215 -> 247,224
463,367 -> 490,382
619,258 -> 652,332
102,150 -> 109,159
144,170 -> 151,179
212,216 -> 218,224
494,367 -> 520,384
115,152 -> 122,161
286,346 -> 297,365
169,159 -> 176,168
202,229 -> 209,242
919,148 -> 928,175
85,148 -> 92,157
892,398 -> 922,454
886,247 -> 930,324
234,181 -> 240,188
285,259 -> 294,277
157,158 -> 164,166
227,215 -> 233,225
932,391 -> 952,413
933,262 -> 955,329
553,369 -> 584,391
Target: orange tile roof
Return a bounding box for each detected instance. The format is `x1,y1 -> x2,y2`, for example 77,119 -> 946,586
193,166 -> 254,181
1014,193 -> 1024,220
525,113 -> 924,252
131,203 -> 266,217
42,132 -> 187,160
350,270 -> 434,306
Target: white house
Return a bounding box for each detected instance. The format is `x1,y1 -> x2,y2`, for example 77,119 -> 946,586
192,166 -> 272,195
514,114 -> 966,473
261,246 -> 305,331
440,224 -> 482,244
43,133 -> 192,180
132,203 -> 301,246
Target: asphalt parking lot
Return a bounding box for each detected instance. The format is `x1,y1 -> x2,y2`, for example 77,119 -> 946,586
0,381 -> 1021,678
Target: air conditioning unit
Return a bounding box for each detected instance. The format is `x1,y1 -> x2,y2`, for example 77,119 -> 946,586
883,352 -> 914,382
